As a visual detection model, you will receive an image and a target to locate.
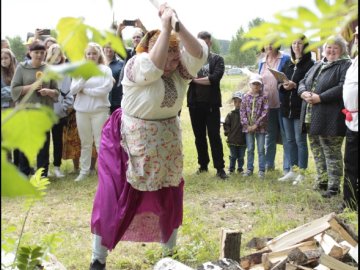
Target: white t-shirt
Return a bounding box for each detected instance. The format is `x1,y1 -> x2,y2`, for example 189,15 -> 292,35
121,39 -> 208,120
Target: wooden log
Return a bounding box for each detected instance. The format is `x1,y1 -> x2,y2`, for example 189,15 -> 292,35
287,248 -> 308,265
313,264 -> 330,270
285,263 -> 298,270
329,218 -> 358,247
319,254 -> 358,270
339,241 -> 358,263
269,258 -> 286,270
262,253 -> 275,270
266,213 -> 336,252
247,237 -> 273,250
249,264 -> 265,270
220,229 -> 242,262
266,240 -> 318,264
314,233 -> 349,259
240,250 -> 271,270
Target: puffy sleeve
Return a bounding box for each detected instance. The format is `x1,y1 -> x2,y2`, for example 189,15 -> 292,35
122,54 -> 163,87
179,39 -> 208,78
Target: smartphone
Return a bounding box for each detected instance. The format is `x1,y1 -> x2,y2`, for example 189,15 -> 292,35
37,29 -> 51,35
123,20 -> 136,26
42,29 -> 51,35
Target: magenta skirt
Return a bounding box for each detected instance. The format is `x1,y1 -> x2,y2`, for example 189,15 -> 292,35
90,108 -> 184,250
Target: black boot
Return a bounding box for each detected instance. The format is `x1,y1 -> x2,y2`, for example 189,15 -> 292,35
89,259 -> 106,270
216,169 -> 229,180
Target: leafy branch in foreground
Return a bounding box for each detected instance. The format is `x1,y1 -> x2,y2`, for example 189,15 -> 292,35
241,0 -> 358,52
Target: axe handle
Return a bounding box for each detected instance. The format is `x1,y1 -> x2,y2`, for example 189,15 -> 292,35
149,0 -> 180,32
170,14 -> 180,32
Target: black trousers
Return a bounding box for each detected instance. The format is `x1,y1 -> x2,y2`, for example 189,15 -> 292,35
19,131 -> 50,177
343,128 -> 358,210
189,106 -> 225,170
51,117 -> 67,167
110,105 -> 120,115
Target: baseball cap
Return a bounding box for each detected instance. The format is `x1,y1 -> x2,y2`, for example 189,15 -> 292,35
232,91 -> 243,100
249,73 -> 263,85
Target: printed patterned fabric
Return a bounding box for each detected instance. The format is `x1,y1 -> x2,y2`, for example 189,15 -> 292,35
62,109 -> 97,160
240,93 -> 269,133
160,76 -> 177,108
120,114 -> 183,191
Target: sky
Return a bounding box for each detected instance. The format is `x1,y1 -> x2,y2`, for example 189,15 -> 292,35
1,0 -> 318,42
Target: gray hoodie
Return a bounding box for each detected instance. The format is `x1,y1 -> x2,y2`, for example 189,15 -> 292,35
10,61 -> 59,107
53,76 -> 74,118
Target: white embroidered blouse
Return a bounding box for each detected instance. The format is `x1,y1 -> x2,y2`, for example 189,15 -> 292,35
121,39 -> 208,120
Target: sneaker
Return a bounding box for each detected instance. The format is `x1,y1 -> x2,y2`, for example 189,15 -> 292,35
196,167 -> 208,174
237,168 -> 244,173
216,169 -> 229,180
258,171 -> 265,178
292,174 -> 305,185
89,259 -> 106,270
74,173 -> 88,182
278,171 -> 298,182
242,170 -> 253,177
228,169 -> 235,175
54,167 -> 65,178
89,169 -> 97,176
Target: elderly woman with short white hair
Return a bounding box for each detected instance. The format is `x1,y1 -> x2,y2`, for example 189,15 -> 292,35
298,35 -> 352,198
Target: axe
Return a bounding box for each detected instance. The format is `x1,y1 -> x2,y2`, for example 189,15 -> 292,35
148,0 -> 180,32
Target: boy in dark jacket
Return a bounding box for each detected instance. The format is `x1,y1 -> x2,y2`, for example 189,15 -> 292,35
223,91 -> 246,174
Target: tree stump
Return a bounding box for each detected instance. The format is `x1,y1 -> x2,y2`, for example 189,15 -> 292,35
220,229 -> 242,262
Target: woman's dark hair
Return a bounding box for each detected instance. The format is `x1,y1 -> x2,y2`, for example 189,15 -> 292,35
29,41 -> 46,51
197,31 -> 212,40
290,35 -> 311,61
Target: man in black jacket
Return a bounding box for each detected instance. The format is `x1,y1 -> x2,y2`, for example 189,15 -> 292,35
187,31 -> 228,179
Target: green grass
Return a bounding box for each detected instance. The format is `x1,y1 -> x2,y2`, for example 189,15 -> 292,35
1,74 -> 357,269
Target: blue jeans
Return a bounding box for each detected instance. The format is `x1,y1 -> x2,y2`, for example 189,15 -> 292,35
228,145 -> 246,172
265,108 -> 290,172
246,133 -> 265,172
282,117 -> 308,169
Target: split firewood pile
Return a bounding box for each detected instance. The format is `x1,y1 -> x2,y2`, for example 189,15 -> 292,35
154,212 -> 358,270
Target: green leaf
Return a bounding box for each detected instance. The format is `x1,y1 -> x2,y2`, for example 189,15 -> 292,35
108,0 -> 113,8
297,7 -> 319,23
315,0 -> 331,13
102,31 -> 127,59
2,107 -> 57,165
29,169 -> 50,197
45,61 -> 104,80
56,17 -> 127,63
30,246 -> 44,259
1,151 -> 39,197
56,17 -> 89,62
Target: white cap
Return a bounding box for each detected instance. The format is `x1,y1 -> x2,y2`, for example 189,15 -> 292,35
249,73 -> 263,85
232,91 -> 243,99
